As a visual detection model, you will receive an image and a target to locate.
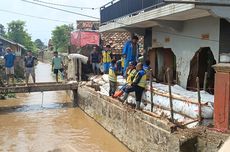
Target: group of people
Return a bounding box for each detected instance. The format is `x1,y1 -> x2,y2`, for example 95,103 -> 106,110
90,35 -> 140,76
2,47 -> 65,86
109,60 -> 151,109
93,35 -> 151,110
90,45 -> 112,75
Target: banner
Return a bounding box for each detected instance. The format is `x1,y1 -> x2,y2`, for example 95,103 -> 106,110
71,31 -> 100,47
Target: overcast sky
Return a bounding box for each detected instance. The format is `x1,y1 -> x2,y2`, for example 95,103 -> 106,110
0,0 -> 111,44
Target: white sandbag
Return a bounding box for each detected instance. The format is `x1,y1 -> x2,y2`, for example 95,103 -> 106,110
68,53 -> 88,64
102,74 -> 109,82
99,83 -> 109,96
148,82 -> 214,104
143,91 -> 213,119
144,104 -> 199,128
96,77 -> 214,119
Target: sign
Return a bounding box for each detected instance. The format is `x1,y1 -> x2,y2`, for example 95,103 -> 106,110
71,31 -> 100,47
76,20 -> 99,30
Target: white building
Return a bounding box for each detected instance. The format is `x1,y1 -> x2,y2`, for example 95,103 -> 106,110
99,0 -> 230,91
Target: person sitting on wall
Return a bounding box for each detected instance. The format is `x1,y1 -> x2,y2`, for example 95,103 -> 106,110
102,45 -> 112,74
126,61 -> 137,85
119,62 -> 147,110
108,59 -> 117,96
122,35 -> 139,77
114,61 -> 137,98
143,59 -> 152,81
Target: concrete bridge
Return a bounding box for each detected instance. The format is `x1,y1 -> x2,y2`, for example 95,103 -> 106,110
0,82 -> 78,94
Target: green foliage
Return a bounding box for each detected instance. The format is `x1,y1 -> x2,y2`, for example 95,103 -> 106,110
7,20 -> 36,52
51,24 -> 73,52
34,39 -> 45,49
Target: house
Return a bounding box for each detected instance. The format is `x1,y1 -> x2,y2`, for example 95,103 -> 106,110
0,36 -> 27,78
99,0 -> 230,91
0,36 -> 27,57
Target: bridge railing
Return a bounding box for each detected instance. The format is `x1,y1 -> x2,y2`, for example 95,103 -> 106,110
100,0 -> 165,24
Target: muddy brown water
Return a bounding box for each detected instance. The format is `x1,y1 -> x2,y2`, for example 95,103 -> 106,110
0,62 -> 130,152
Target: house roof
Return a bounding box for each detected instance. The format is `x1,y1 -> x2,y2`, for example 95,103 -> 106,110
0,36 -> 27,50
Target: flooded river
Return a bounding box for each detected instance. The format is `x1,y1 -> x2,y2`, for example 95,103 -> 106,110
0,62 -> 130,152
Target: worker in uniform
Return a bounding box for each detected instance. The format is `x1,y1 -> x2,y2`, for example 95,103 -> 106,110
122,35 -> 139,77
102,45 -> 112,74
120,62 -> 146,109
126,61 -> 137,85
143,59 -> 151,81
121,56 -> 124,75
108,59 -> 117,96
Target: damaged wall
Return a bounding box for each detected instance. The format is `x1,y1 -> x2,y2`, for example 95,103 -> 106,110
75,86 -> 228,152
77,86 -> 182,152
152,16 -> 220,88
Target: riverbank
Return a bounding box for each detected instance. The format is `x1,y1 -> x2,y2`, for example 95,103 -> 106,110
75,85 -> 229,152
0,62 -> 130,152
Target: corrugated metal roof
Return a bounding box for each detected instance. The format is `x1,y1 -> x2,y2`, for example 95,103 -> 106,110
0,36 -> 27,50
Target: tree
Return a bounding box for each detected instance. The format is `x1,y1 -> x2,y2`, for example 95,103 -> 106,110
0,24 -> 6,37
51,24 -> 73,52
7,20 -> 36,52
34,39 -> 45,49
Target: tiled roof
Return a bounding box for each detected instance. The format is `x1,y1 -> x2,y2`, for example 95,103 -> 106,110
101,32 -> 144,54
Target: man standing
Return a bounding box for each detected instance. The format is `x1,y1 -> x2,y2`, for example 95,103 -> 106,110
108,59 -> 117,96
102,45 -> 112,74
52,51 -> 64,83
122,35 -> 139,76
24,50 -> 37,85
4,47 -> 16,85
90,46 -> 100,75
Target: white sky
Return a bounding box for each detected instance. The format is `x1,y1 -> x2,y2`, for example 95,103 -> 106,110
0,0 -> 111,44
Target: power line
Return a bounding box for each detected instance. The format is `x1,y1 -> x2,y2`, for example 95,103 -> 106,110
21,0 -> 99,20
33,0 -> 98,10
0,9 -> 73,23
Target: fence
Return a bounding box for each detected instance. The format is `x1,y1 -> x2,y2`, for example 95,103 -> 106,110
100,0 -> 165,24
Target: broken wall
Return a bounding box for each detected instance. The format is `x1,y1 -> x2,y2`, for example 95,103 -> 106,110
152,16 -> 220,88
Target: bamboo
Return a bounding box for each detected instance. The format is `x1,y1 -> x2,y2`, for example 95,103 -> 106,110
143,99 -> 196,119
150,69 -> 154,112
196,77 -> 202,124
203,72 -> 208,92
167,68 -> 174,123
145,87 -> 207,106
78,59 -> 82,81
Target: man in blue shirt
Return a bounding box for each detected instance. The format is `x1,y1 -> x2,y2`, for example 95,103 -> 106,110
4,47 -> 16,85
122,35 -> 139,77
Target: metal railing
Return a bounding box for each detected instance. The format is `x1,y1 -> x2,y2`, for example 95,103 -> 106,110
100,0 -> 165,24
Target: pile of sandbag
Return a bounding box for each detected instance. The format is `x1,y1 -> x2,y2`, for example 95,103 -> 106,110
89,74 -> 214,127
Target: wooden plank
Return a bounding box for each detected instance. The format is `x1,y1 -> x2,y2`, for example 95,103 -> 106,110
0,83 -> 78,94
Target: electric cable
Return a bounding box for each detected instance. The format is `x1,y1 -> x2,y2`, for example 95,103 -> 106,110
0,9 -> 73,23
33,0 -> 98,10
21,0 -> 99,19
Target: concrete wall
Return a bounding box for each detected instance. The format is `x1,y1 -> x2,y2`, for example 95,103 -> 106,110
75,86 -> 229,152
77,86 -> 181,152
152,16 -> 220,87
